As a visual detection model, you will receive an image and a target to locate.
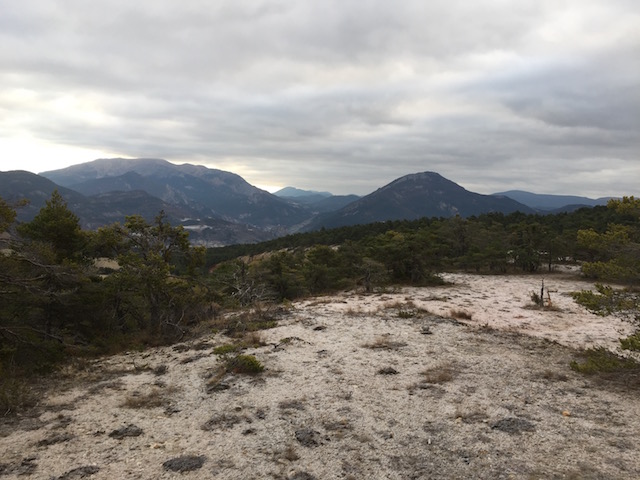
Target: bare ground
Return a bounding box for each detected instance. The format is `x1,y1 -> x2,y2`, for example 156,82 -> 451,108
2,272 -> 640,479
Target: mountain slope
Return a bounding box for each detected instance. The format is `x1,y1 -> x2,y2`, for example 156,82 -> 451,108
41,158 -> 310,228
0,170 -> 276,245
0,170 -> 93,224
306,172 -> 534,230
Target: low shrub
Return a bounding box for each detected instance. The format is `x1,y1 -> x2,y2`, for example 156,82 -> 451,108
620,332 -> 640,351
0,378 -> 37,415
213,344 -> 241,355
225,354 -> 264,374
570,347 -> 638,374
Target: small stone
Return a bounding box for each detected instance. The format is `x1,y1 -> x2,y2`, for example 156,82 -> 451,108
108,424 -> 143,439
37,433 -> 74,447
295,428 -> 324,447
56,465 -> 100,480
490,417 -> 535,434
206,382 -> 230,394
162,455 -> 206,472
289,472 -> 318,480
377,367 -> 399,375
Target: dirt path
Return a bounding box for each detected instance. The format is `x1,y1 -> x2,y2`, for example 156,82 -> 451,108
2,273 -> 639,479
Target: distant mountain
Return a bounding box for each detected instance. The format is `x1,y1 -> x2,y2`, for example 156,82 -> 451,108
274,186 -> 360,213
5,159 -> 617,246
311,195 -> 361,213
492,190 -> 611,211
274,187 -> 332,198
41,158 -> 311,229
0,170 -> 276,246
305,172 -> 535,230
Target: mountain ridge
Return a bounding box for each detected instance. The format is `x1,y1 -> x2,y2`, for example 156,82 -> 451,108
2,159 -> 622,245
40,158 -> 311,229
492,190 -> 612,210
304,172 -> 535,231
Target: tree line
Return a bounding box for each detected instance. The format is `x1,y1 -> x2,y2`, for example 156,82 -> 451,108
208,201 -> 639,303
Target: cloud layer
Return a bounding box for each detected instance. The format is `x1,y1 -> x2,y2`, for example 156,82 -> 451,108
1,0 -> 638,196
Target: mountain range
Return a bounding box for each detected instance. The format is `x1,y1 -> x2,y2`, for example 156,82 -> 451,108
492,190 -> 611,211
0,158 -> 614,246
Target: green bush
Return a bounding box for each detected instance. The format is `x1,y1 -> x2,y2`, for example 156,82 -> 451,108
0,378 -> 37,415
570,347 -> 638,374
620,332 -> 640,351
225,354 -> 264,374
213,344 -> 241,355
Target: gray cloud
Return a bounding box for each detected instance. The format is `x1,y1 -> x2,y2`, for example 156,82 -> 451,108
1,0 -> 638,197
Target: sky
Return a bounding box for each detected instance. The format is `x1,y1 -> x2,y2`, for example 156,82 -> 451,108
1,1 -> 638,197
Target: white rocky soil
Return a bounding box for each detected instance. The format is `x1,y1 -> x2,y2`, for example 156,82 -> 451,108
2,271 -> 640,479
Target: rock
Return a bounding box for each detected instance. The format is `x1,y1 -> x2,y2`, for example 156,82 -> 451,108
37,433 -> 74,447
377,367 -> 399,375
295,428 -> 325,447
490,417 -> 535,434
56,465 -> 100,479
421,326 -> 433,335
202,413 -> 243,431
206,382 -> 230,394
162,455 -> 206,472
108,424 -> 144,439
0,457 -> 38,476
289,472 -> 318,480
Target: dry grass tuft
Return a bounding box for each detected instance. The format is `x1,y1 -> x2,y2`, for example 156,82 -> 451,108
536,369 -> 569,382
121,389 -> 165,409
383,300 -> 417,310
241,331 -> 266,348
202,413 -> 247,431
420,363 -> 458,384
280,444 -> 300,462
450,309 -> 473,320
362,335 -> 408,350
279,399 -> 307,411
218,308 -> 279,337
454,407 -> 489,424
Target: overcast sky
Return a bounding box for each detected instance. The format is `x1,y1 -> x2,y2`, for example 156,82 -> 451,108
1,0 -> 638,197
